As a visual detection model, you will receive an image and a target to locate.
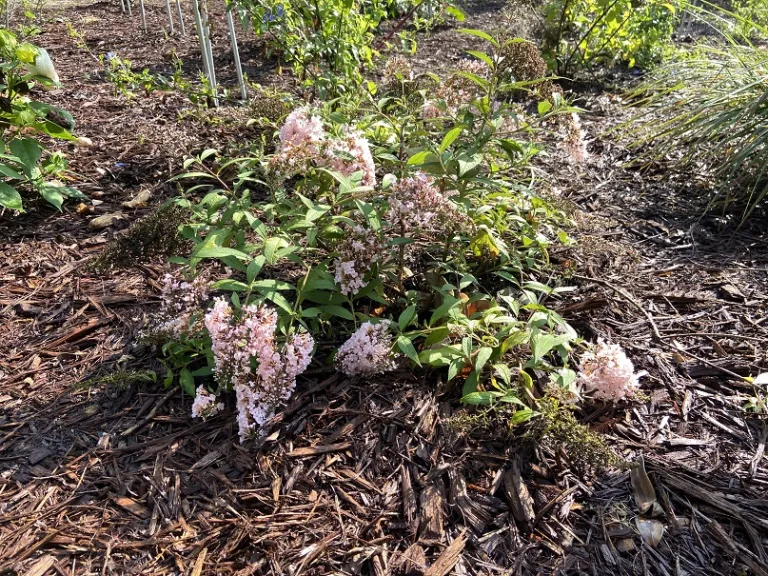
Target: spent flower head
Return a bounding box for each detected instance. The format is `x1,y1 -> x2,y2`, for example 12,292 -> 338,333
333,224 -> 385,296
191,386 -> 224,419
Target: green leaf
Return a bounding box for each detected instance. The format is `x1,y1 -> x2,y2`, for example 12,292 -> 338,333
252,279 -> 294,292
261,290 -> 294,315
447,357 -> 465,381
424,326 -> 450,347
429,296 -> 460,326
9,138 -> 42,177
509,407 -> 536,426
474,346 -> 493,373
0,183 -> 23,211
0,164 -> 23,180
193,245 -> 249,261
396,335 -> 421,367
462,370 -> 479,395
461,391 -> 503,405
439,126 -> 464,153
179,368 -> 196,397
213,279 -> 248,291
38,184 -> 64,210
321,305 -> 354,320
264,236 -> 289,264
246,257 -> 264,283
531,333 -> 572,363
537,100 -> 553,115
446,5 -> 466,21
457,153 -> 482,177
465,48 -> 494,67
407,150 -> 437,165
398,304 -> 417,332
458,28 -> 498,48
419,345 -> 463,366
493,363 -> 512,386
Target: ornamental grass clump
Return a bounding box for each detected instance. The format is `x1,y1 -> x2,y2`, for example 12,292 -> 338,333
628,27 -> 768,217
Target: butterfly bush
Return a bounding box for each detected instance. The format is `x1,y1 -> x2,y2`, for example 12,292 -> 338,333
278,106 -> 325,150
270,108 -> 377,186
321,130 -> 377,187
336,321 -> 397,376
149,273 -> 209,338
387,172 -> 464,234
563,112 -> 588,164
333,224 -> 385,296
191,386 -> 224,419
270,107 -> 326,176
203,298 -> 314,441
577,339 -> 640,402
423,58 -> 491,119
383,55 -> 414,83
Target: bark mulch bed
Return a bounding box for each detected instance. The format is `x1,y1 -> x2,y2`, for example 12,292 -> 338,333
2,1 -> 768,575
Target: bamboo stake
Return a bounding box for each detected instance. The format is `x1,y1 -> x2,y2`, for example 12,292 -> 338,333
226,6 -> 247,100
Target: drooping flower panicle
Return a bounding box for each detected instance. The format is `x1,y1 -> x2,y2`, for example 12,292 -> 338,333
336,321 -> 397,376
577,339 -> 640,402
203,298 -> 315,441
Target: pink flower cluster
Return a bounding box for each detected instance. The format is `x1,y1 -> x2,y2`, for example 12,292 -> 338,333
150,273 -> 209,338
387,172 -> 463,234
322,131 -> 377,187
333,224 -> 384,296
270,107 -> 376,185
203,298 -> 315,441
336,321 -> 397,376
278,107 -> 325,151
577,339 -> 640,402
191,386 -> 224,419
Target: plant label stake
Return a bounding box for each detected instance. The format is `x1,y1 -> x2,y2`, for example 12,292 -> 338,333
164,0 -> 175,35
226,6 -> 247,100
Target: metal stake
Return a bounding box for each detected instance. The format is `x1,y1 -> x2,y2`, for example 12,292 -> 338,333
175,0 -> 186,35
120,0 -> 126,14
164,0 -> 174,35
226,6 -> 247,100
126,0 -> 132,17
192,0 -> 217,106
139,0 -> 147,33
